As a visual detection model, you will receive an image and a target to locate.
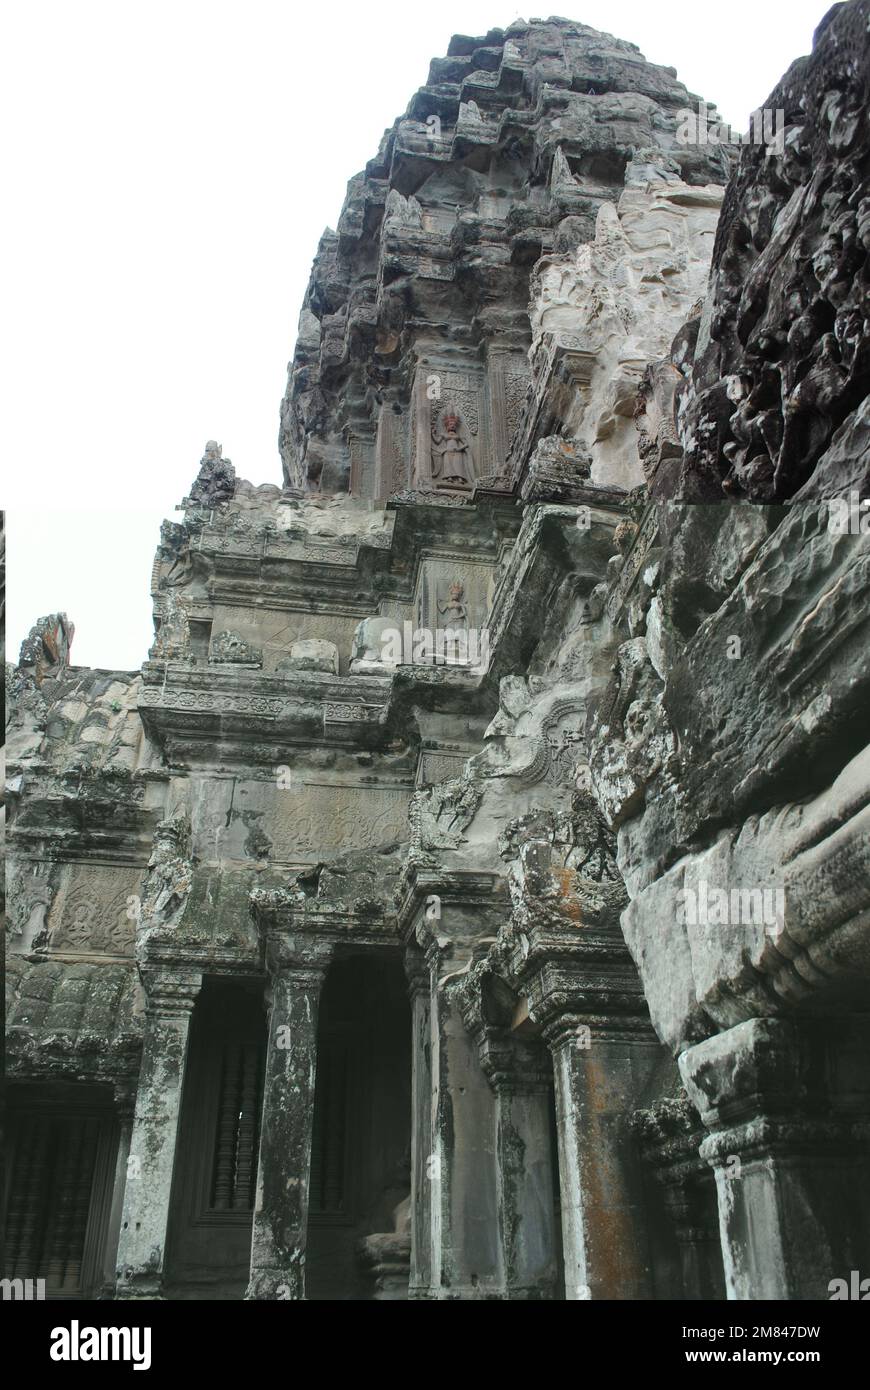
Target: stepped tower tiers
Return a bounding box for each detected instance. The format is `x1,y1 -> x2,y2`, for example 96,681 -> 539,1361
5,8 -> 870,1305
280,16 -> 733,500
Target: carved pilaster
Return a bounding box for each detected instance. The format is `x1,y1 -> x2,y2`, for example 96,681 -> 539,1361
680,1016 -> 870,1301
374,400 -> 408,499
348,430 -> 375,498
452,960 -> 559,1298
633,1095 -> 725,1300
115,967 -> 202,1299
100,1080 -> 137,1297
520,938 -> 659,1301
245,935 -> 333,1300
404,941 -> 432,1299
398,872 -> 505,1298
485,1038 -> 559,1298
486,344 -> 530,481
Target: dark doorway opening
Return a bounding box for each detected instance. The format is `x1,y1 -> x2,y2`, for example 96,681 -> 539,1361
164,977 -> 266,1299
305,951 -> 411,1300
4,1083 -> 118,1299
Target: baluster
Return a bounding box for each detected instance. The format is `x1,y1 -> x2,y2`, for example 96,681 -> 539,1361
64,1118 -> 99,1289
324,1042 -> 347,1212
21,1117 -> 52,1278
7,1116 -> 39,1271
233,1042 -> 258,1209
212,1043 -> 240,1209
47,1117 -> 79,1287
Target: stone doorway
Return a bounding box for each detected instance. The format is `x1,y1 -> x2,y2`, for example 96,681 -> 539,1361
305,952 -> 412,1300
4,1082 -> 119,1299
164,978 -> 266,1299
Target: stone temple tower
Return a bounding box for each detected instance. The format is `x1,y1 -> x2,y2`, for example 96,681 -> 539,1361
5,8 -> 870,1303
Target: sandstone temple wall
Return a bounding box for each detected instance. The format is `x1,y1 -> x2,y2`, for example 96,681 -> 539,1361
5,7 -> 870,1302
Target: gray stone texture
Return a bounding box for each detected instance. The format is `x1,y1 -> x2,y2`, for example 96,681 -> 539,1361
5,10 -> 870,1302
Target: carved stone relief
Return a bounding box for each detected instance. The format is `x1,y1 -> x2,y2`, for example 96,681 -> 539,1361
414,559 -> 493,638
46,865 -> 143,958
264,785 -> 411,860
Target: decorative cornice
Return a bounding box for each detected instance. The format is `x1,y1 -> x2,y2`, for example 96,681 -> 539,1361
394,866 -> 508,943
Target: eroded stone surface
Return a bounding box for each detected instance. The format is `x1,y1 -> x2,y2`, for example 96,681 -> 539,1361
6,12 -> 870,1304
654,0 -> 870,500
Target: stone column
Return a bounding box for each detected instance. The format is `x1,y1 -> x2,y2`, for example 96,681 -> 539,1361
430,943 -> 502,1298
680,1015 -> 870,1301
661,1175 -> 725,1302
482,1033 -> 559,1299
486,343 -> 529,476
632,1095 -> 725,1300
399,870 -> 508,1298
101,1080 -> 137,1295
404,946 -> 432,1299
115,967 -> 202,1299
245,939 -> 332,1300
542,1006 -> 659,1300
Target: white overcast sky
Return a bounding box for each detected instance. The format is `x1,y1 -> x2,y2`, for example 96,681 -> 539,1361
4,0 -> 827,670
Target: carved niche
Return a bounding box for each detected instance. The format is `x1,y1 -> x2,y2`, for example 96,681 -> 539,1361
150,592 -> 192,661
430,410 -> 475,489
411,363 -> 488,489
414,558 -> 493,640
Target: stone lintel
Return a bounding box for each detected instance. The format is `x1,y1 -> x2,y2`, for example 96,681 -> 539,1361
250,896 -> 398,955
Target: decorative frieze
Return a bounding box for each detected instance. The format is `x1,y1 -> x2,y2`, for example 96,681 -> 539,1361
44,865 -> 143,960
